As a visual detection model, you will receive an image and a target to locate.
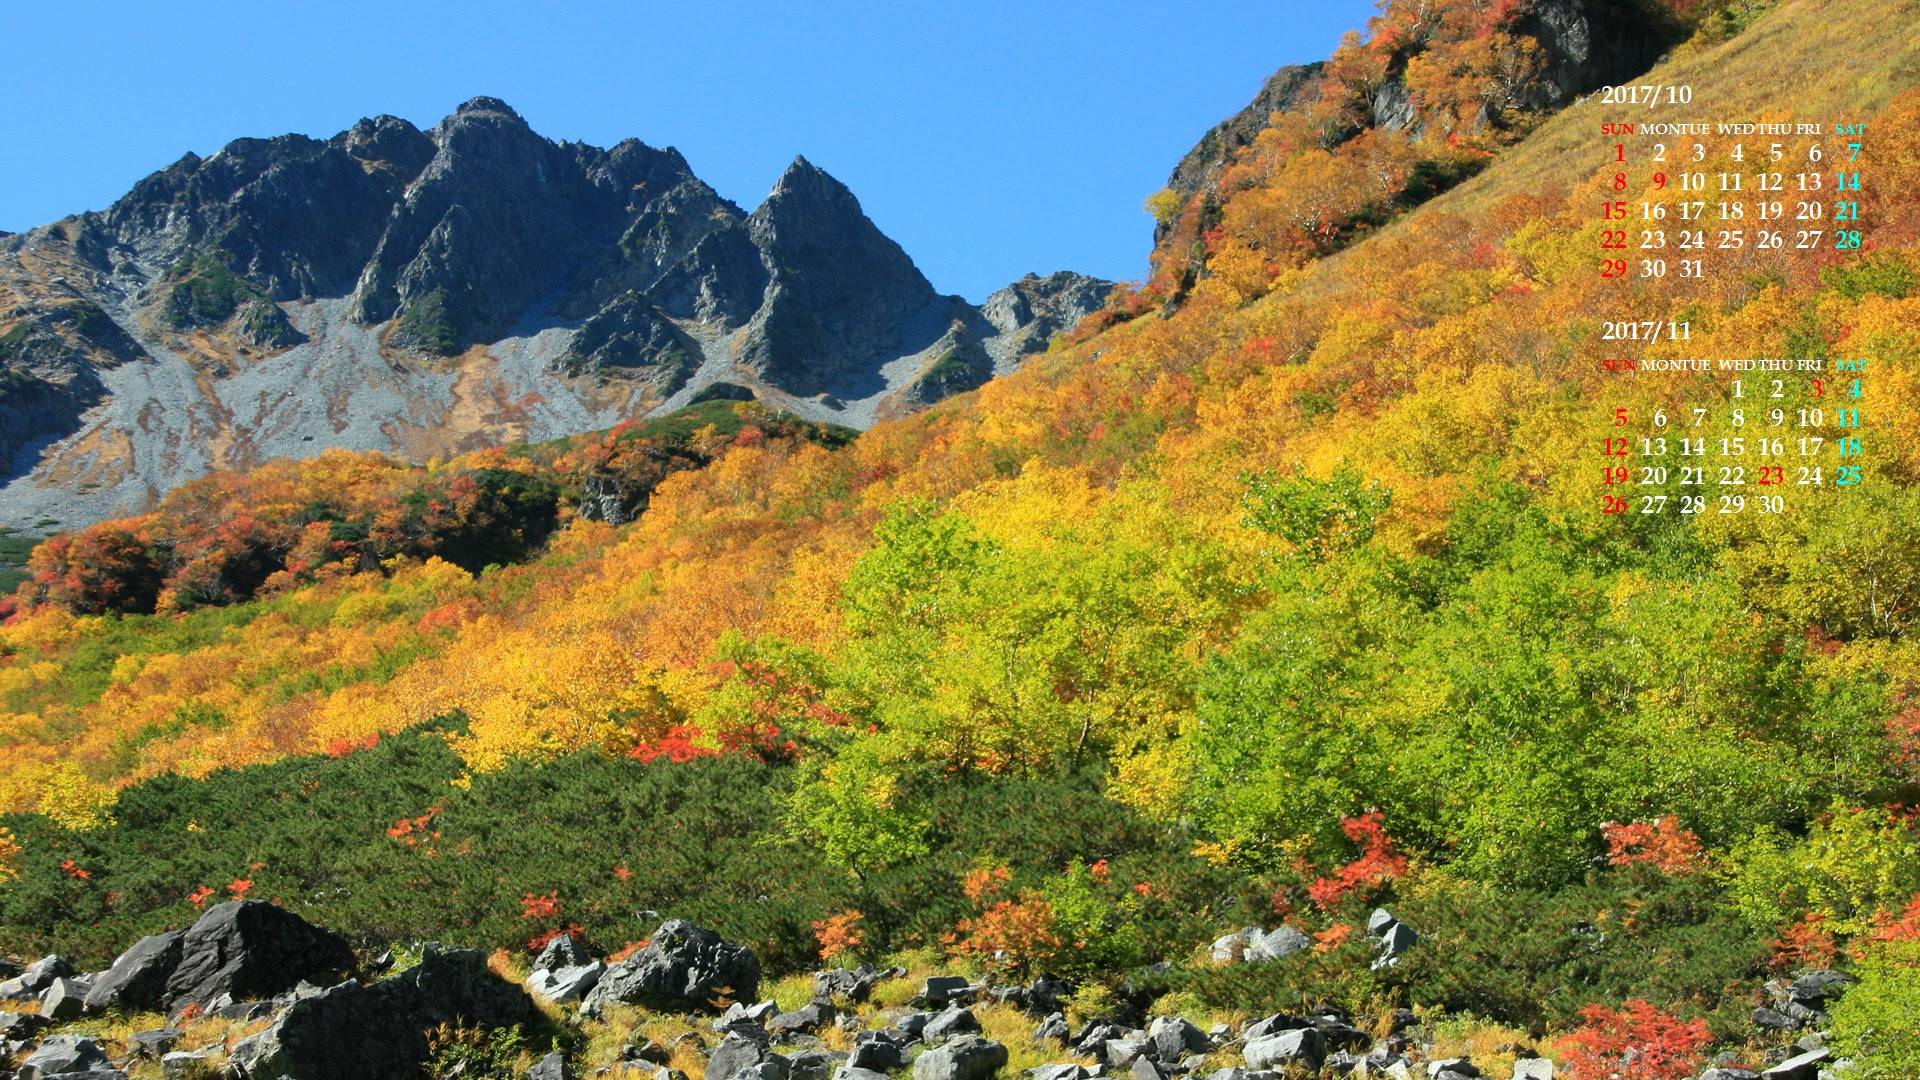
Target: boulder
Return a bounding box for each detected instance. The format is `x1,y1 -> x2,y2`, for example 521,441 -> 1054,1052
129,1027 -> 186,1057
1244,927 -> 1310,962
162,1049 -> 222,1079
1032,1013 -> 1070,1044
41,976 -> 91,1021
913,1035 -> 1009,1080
581,920 -> 761,1016
1371,920 -> 1419,971
1030,1066 -> 1093,1080
527,961 -> 605,1004
1106,1036 -> 1153,1068
787,1051 -> 847,1080
924,1004 -> 982,1043
769,1001 -> 838,1035
1209,928 -> 1256,963
2,955 -> 74,999
735,1062 -> 792,1080
227,945 -> 533,1080
1075,1020 -> 1124,1049
1149,1016 -> 1208,1061
716,999 -> 781,1031
708,1031 -> 782,1080
527,1052 -> 572,1080
85,931 -> 186,1014
20,1035 -> 112,1080
533,934 -> 595,973
915,975 -> 972,1008
0,1010 -> 52,1039
813,966 -> 881,1003
165,901 -> 355,1014
1240,1014 -> 1309,1042
848,1040 -> 905,1072
1512,1059 -> 1554,1079
1426,1060 -> 1480,1078
834,1069 -> 891,1080
1788,970 -> 1856,1005
898,1012 -> 934,1040
1243,1029 -> 1326,1072
1129,1057 -> 1164,1080
1698,1069 -> 1760,1080
1752,1006 -> 1802,1032
1759,1048 -> 1829,1080
1027,975 -> 1069,1017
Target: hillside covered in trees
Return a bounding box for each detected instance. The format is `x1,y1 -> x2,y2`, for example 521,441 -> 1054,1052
4,0 -> 1920,1076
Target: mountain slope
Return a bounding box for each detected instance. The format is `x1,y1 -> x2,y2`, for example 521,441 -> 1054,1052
0,99 -> 1109,532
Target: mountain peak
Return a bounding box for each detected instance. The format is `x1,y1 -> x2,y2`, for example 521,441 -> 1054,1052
454,96 -> 522,120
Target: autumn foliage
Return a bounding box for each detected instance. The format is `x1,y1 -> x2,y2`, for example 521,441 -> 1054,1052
1556,999 -> 1713,1080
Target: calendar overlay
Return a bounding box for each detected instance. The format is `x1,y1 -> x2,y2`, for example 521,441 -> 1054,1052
1591,84 -> 1873,517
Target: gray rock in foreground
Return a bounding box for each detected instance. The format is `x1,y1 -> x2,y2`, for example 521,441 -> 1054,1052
913,1035 -> 1008,1080
229,945 -> 533,1080
581,919 -> 760,1016
166,900 -> 356,1014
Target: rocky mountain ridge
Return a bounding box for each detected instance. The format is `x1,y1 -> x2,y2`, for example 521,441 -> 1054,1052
0,98 -> 1109,532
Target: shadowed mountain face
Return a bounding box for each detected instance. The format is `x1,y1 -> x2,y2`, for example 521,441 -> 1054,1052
0,98 -> 1110,531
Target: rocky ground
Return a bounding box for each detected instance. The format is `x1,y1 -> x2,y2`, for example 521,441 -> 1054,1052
0,902 -> 1848,1080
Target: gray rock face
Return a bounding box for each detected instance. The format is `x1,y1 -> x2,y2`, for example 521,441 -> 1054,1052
165,900 -> 355,1014
580,919 -> 760,1016
533,933 -> 595,973
707,1032 -> 782,1080
1148,1016 -> 1209,1062
527,960 -> 605,1003
768,1001 -> 837,1035
924,1004 -> 982,1043
912,1035 -> 1008,1080
1158,1 -> 1679,218
1,100 -> 1111,530
20,1035 -> 111,1080
1512,1057 -> 1555,1079
1163,64 -> 1326,206
84,930 -> 185,1013
527,1050 -> 573,1080
40,975 -> 91,1020
161,1048 -> 221,1079
228,945 -> 533,1080
1243,1029 -> 1326,1072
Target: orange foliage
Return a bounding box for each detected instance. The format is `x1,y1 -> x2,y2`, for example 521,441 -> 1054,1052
1773,914 -> 1840,969
813,909 -> 866,961
1602,817 -> 1707,876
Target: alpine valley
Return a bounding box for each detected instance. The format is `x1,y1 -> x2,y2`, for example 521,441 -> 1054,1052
5,1 -> 1920,1079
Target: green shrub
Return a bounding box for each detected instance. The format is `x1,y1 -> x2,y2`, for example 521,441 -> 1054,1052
1831,940 -> 1920,1079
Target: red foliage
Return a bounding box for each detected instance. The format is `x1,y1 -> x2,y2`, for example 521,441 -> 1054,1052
527,922 -> 586,952
1772,914 -> 1839,969
1556,999 -> 1712,1080
1886,705 -> 1920,779
325,734 -> 380,759
187,885 -> 214,907
386,808 -> 442,850
59,859 -> 90,879
227,878 -> 254,898
1601,816 -> 1706,875
1308,812 -> 1407,909
519,890 -> 562,921
1871,893 -> 1920,944
629,724 -> 722,764
962,865 -> 1012,902
612,865 -> 632,882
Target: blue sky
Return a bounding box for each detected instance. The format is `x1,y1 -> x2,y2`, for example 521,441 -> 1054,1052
0,1 -> 1375,302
